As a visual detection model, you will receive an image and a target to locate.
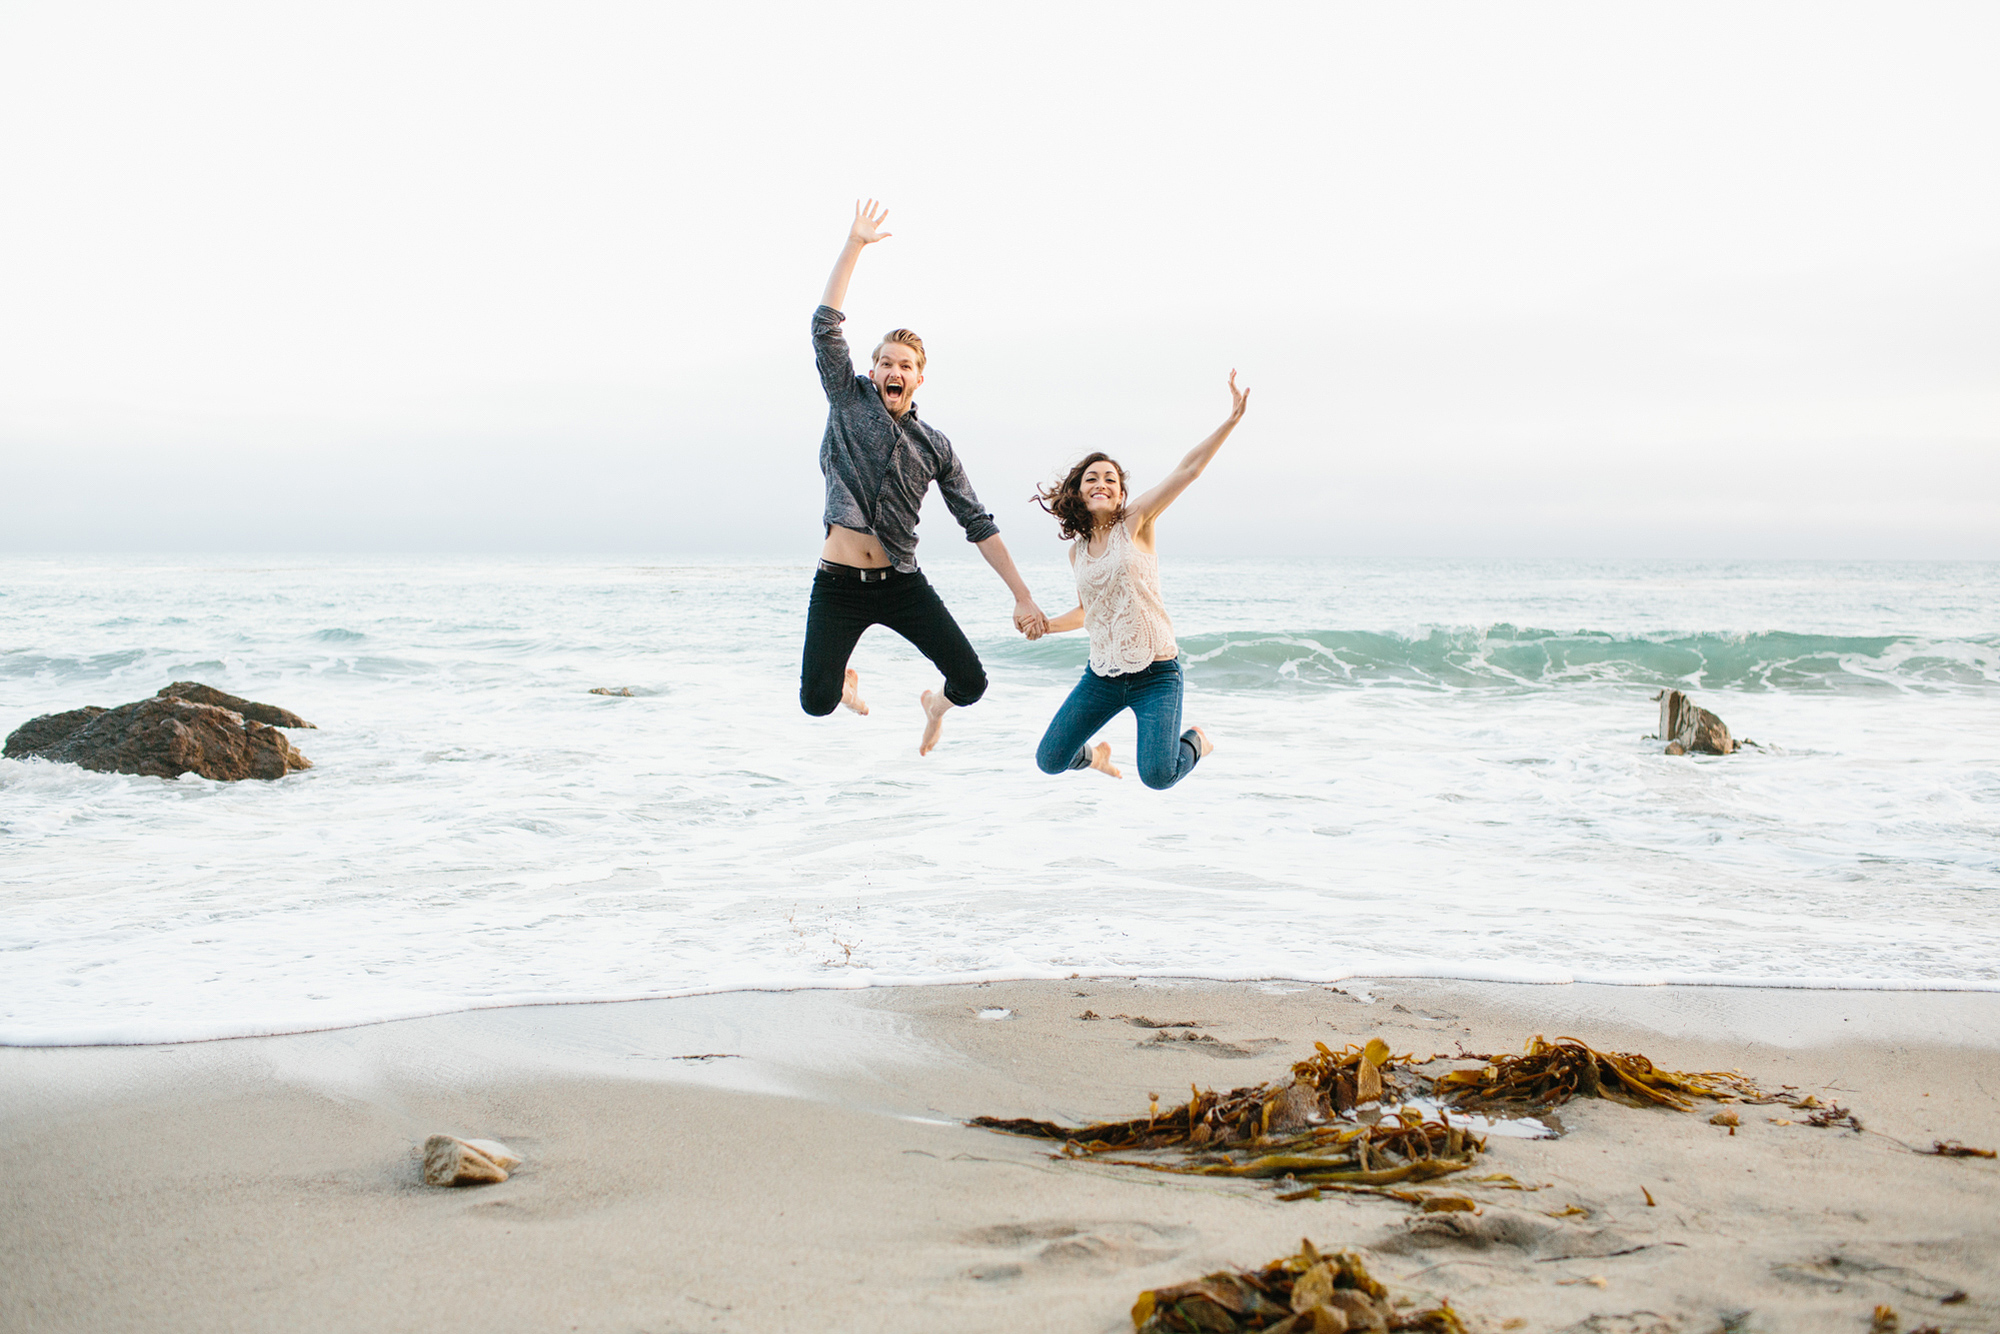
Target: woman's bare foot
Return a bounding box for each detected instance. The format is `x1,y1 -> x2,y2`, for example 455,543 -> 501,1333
841,668 -> 869,715
918,689 -> 953,755
1189,725 -> 1214,759
1088,741 -> 1122,778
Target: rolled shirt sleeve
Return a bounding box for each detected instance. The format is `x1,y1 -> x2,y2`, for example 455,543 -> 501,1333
928,431 -> 1001,545
812,305 -> 857,401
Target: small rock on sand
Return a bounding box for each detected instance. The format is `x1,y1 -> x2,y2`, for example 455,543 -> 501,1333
422,1135 -> 522,1187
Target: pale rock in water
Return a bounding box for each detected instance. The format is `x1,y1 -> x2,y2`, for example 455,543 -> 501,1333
1654,688 -> 1735,756
422,1135 -> 521,1187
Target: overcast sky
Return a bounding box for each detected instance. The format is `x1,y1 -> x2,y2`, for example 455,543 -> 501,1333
2,2 -> 1995,558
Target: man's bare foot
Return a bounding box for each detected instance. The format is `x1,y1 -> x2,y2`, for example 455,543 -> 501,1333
1189,725 -> 1214,759
918,689 -> 953,755
1088,741 -> 1122,779
841,668 -> 869,715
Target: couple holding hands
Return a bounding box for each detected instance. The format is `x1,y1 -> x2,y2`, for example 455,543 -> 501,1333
801,201 -> 1249,790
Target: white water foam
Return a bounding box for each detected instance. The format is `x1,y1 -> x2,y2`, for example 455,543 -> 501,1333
3,556 -> 1996,1045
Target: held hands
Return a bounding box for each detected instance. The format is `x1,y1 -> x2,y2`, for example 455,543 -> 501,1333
848,199 -> 892,247
1014,600 -> 1049,641
1225,369 -> 1250,422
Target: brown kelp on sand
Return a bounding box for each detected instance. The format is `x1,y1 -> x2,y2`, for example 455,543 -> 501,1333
974,1039 -> 1417,1154
1111,1106 -> 1490,1196
1132,1238 -> 1466,1334
1431,1037 -> 2000,1167
971,1033 -> 1815,1202
1434,1034 -> 1773,1112
973,1040 -> 1494,1197
1922,1139 -> 1996,1159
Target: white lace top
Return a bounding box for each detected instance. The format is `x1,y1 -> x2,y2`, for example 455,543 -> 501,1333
1074,519 -> 1178,675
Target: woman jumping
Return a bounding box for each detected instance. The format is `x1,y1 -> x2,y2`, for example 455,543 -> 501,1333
1030,372 -> 1249,789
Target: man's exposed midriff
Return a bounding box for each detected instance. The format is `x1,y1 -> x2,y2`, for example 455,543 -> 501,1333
821,524 -> 892,569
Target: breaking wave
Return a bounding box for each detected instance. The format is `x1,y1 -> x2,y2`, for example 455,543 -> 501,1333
1154,627 -> 2000,693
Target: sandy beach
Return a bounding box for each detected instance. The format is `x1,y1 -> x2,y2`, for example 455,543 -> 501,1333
7,4 -> 1998,1332
3,978 -> 1997,1334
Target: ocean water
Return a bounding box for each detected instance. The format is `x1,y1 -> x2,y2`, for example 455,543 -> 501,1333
2,555 -> 1996,1046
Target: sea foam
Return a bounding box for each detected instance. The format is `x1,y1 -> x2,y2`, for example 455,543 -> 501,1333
3,556 -> 1996,1045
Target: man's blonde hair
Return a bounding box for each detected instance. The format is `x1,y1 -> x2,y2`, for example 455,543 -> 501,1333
872,328 -> 927,372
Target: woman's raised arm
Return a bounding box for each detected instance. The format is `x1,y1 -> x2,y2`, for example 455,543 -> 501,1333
1126,371 -> 1250,536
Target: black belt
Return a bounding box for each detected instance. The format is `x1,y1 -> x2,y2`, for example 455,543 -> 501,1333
818,559 -> 900,583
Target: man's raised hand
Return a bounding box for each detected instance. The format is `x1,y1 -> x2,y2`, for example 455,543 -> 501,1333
823,200 -> 891,310
850,199 -> 892,246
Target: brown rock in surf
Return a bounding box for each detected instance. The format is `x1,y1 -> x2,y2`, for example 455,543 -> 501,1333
2,707 -> 111,758
1654,688 -> 1735,755
156,681 -> 315,729
4,683 -> 313,781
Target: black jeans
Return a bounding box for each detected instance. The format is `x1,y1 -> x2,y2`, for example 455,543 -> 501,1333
799,567 -> 988,716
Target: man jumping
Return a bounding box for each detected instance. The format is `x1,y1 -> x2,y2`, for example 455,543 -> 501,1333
802,199 -> 1046,754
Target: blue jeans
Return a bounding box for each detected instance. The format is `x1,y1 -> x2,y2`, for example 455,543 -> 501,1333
1035,658 -> 1201,790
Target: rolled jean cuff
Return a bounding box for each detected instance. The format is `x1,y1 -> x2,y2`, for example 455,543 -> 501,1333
942,675 -> 987,709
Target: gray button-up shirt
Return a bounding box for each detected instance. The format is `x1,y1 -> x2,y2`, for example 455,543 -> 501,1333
813,305 -> 999,573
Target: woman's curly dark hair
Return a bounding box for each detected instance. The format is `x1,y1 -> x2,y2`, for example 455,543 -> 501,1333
1034,452 -> 1129,542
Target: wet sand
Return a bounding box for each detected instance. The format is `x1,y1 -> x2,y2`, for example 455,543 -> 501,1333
3,979 -> 1997,1333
